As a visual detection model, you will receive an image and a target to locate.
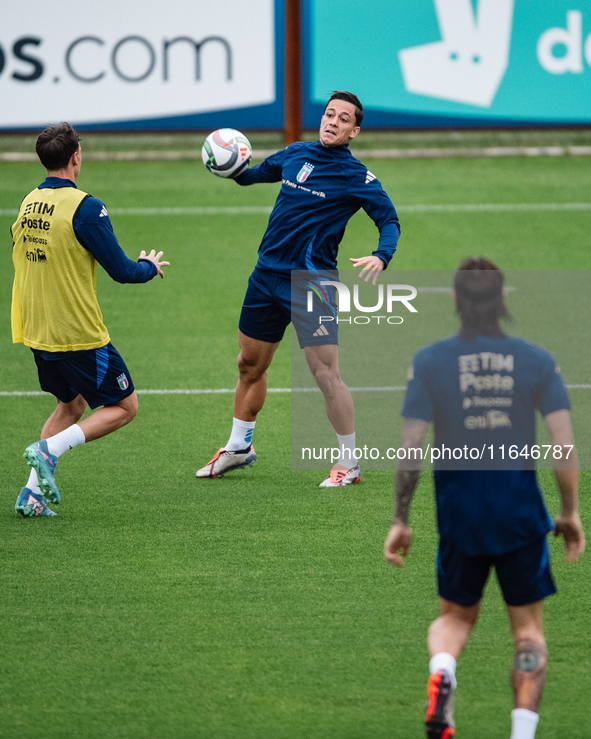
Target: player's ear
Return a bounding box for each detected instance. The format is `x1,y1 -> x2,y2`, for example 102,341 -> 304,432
349,126 -> 361,141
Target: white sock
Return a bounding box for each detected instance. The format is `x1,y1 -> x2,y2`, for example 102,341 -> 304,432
226,418 -> 255,452
45,424 -> 86,457
26,469 -> 42,496
429,652 -> 458,688
510,709 -> 539,739
336,432 -> 356,468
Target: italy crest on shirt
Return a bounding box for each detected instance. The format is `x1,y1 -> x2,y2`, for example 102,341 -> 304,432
297,163 -> 314,183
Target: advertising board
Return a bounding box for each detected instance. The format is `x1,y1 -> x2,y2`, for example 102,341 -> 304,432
306,0 -> 591,127
0,0 -> 282,130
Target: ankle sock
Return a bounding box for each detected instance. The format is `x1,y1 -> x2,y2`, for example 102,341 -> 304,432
226,418 -> 255,452
26,469 -> 42,496
510,708 -> 539,739
336,432 -> 356,468
429,652 -> 457,688
45,424 -> 86,457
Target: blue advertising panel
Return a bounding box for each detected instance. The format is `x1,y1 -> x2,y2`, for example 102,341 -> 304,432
305,0 -> 591,127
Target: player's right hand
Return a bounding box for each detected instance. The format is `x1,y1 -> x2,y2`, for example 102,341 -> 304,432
554,512 -> 585,563
384,523 -> 413,568
139,249 -> 170,278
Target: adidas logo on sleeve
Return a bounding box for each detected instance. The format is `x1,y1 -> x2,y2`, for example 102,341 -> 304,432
99,205 -> 109,217
365,171 -> 377,184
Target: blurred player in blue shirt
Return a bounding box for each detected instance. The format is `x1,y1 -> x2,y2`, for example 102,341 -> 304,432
197,91 -> 401,486
384,258 -> 584,739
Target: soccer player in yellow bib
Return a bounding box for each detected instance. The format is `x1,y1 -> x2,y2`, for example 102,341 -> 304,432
11,122 -> 169,517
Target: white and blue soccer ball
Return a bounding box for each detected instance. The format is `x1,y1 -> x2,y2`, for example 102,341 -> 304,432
201,128 -> 252,178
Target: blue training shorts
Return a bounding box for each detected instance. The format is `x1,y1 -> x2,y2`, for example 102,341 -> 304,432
239,268 -> 339,348
437,535 -> 557,607
33,342 -> 135,410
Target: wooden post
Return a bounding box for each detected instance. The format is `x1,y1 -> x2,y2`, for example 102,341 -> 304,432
284,0 -> 302,145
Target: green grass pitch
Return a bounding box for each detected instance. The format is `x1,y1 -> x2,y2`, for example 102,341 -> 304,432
0,153 -> 590,738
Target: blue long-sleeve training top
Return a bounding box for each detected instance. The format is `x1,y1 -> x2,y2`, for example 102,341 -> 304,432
235,140 -> 400,275
38,177 -> 157,283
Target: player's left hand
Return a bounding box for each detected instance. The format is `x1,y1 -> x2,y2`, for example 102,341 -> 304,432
554,512 -> 586,563
384,523 -> 413,568
350,256 -> 385,286
139,249 -> 170,278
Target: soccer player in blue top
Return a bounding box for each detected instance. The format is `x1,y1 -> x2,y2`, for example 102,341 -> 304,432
384,258 -> 585,739
197,91 -> 401,485
11,122 -> 169,517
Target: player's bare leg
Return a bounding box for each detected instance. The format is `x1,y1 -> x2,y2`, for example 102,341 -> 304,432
40,392 -> 137,441
234,331 -> 280,421
21,394 -> 92,510
77,392 -> 138,441
197,332 -> 279,479
305,344 -> 360,486
428,598 -> 481,659
424,598 -> 481,739
305,344 -> 354,434
507,601 -> 547,739
20,393 -> 138,514
41,394 -> 88,438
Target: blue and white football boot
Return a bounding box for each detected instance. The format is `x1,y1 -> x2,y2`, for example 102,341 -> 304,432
23,440 -> 60,504
15,487 -> 57,517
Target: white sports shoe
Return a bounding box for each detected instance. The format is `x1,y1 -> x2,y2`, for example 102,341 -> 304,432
196,445 -> 257,478
319,463 -> 361,487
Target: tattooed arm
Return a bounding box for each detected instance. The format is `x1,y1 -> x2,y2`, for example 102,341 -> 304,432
384,418 -> 429,567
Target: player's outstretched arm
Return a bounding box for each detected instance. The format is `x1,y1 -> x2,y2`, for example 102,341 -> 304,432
138,250 -> 170,279
74,198 -> 166,284
544,409 -> 585,563
234,147 -> 288,186
350,256 -> 385,286
384,418 -> 428,567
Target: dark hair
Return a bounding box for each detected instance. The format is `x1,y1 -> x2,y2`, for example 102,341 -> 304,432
324,91 -> 363,126
454,257 -> 511,338
35,122 -> 80,171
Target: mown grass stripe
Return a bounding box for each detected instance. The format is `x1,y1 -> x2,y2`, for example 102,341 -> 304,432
2,203 -> 591,218
2,384 -> 589,397
2,145 -> 591,163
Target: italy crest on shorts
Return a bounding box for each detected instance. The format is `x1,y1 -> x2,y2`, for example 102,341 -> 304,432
297,162 -> 314,183
117,373 -> 129,390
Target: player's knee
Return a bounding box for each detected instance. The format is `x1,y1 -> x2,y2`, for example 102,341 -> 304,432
312,365 -> 339,396
511,618 -> 545,646
126,404 -> 138,424
59,395 -> 87,424
120,393 -> 138,424
237,352 -> 266,382
431,602 -> 480,635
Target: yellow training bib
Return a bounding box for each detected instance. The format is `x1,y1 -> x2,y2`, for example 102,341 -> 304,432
11,185 -> 110,352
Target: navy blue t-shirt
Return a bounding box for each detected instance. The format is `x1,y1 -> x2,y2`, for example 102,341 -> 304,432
402,333 -> 570,555
235,141 -> 400,275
